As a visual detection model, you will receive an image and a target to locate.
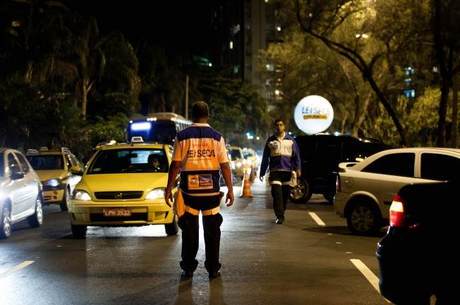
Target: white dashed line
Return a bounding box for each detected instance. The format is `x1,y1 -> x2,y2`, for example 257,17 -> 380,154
350,259 -> 390,303
308,212 -> 326,226
0,261 -> 35,279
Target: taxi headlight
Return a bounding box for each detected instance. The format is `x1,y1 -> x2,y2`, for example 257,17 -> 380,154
236,161 -> 242,168
45,178 -> 61,187
73,190 -> 91,201
146,188 -> 165,200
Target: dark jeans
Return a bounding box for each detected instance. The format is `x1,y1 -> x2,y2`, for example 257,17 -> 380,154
269,171 -> 292,219
178,212 -> 223,274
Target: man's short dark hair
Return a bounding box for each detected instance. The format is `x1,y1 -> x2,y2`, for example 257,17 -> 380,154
274,119 -> 284,125
192,101 -> 209,120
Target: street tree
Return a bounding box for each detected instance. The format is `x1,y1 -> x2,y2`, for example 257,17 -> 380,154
293,0 -> 425,145
431,0 -> 460,146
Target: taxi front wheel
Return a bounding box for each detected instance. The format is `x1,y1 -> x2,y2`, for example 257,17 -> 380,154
71,224 -> 87,239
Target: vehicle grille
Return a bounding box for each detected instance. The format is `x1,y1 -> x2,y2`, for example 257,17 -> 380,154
94,191 -> 143,200
90,213 -> 148,222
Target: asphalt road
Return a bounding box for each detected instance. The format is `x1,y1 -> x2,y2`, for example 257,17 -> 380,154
0,181 -> 389,305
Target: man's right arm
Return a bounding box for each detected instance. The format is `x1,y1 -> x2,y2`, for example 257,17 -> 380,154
259,140 -> 270,180
165,161 -> 181,206
220,162 -> 234,206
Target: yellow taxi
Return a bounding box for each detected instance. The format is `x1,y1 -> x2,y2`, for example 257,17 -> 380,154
26,147 -> 83,211
68,140 -> 177,238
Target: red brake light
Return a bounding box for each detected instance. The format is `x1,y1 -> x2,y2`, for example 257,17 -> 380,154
389,194 -> 405,227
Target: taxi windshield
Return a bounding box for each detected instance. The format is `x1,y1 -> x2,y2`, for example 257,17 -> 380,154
229,149 -> 243,160
27,155 -> 64,170
88,149 -> 168,174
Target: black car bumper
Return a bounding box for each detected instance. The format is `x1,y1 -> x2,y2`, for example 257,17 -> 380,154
376,227 -> 431,304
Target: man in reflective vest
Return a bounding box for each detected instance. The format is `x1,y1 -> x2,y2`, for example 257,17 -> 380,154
260,118 -> 301,224
165,101 -> 234,280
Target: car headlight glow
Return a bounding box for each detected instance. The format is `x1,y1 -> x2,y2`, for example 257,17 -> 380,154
146,188 -> 165,200
236,161 -> 242,168
73,190 -> 91,201
45,178 -> 61,187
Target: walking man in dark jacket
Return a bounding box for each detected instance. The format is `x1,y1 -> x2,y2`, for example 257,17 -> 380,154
260,119 -> 301,224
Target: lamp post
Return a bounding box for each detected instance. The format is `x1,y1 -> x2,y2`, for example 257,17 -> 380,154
185,74 -> 189,119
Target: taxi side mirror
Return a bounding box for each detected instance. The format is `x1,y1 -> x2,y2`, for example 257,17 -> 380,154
70,166 -> 84,176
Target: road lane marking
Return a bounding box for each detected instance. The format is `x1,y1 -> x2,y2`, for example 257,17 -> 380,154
350,259 -> 390,303
308,212 -> 326,226
0,261 -> 35,279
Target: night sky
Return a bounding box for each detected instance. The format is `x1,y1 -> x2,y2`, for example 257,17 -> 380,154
72,0 -> 218,54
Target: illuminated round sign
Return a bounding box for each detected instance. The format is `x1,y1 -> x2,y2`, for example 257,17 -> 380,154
294,95 -> 334,135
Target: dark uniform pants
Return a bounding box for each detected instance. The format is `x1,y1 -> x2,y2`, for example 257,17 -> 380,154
178,212 -> 223,274
269,171 -> 292,219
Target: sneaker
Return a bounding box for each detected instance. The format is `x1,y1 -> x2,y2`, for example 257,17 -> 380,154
275,218 -> 284,224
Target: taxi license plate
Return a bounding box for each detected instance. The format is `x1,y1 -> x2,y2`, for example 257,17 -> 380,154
102,208 -> 131,217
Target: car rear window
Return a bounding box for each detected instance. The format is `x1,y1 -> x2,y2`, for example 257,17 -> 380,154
362,153 -> 415,177
88,149 -> 168,174
421,153 -> 460,181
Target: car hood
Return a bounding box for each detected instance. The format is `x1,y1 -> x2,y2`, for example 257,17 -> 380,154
78,173 -> 168,193
36,170 -> 68,182
0,177 -> 7,189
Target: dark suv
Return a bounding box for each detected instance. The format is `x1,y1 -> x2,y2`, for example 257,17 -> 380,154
290,134 -> 390,203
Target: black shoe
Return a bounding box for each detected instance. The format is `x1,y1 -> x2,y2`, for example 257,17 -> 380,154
181,270 -> 193,279
275,218 -> 284,224
208,271 -> 221,279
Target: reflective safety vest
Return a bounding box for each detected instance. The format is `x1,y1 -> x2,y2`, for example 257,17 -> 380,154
172,123 -> 229,213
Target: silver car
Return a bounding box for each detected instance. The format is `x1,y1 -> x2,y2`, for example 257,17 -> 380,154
335,147 -> 460,235
0,148 -> 43,239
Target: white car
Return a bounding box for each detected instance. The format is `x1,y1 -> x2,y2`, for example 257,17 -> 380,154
335,147 -> 460,235
0,148 -> 43,239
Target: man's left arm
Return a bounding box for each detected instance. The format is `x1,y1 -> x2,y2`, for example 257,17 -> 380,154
292,140 -> 301,178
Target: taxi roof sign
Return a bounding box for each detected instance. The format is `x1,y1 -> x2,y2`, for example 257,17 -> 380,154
131,136 -> 144,143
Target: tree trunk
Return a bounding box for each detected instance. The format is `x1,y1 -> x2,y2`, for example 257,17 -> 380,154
24,61 -> 33,84
432,0 -> 451,147
81,79 -> 89,120
365,70 -> 407,146
352,92 -> 372,138
437,82 -> 449,146
452,80 -> 458,147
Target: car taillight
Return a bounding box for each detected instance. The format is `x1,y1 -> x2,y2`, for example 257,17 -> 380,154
389,194 -> 405,227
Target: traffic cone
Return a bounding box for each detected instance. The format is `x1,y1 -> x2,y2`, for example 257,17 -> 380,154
240,168 -> 253,198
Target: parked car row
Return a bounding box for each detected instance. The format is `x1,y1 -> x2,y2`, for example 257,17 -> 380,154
1,138 -> 180,240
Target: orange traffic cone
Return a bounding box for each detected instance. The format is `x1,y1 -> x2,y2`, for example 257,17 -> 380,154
240,168 -> 253,198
